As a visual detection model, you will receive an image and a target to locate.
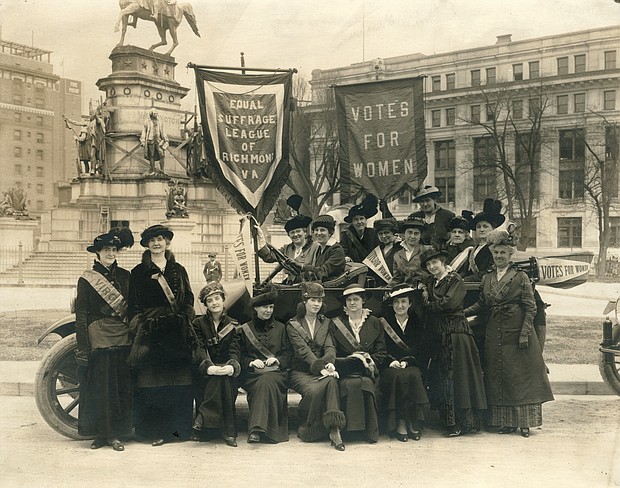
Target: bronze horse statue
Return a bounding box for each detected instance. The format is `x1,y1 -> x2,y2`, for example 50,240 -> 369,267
115,0 -> 200,56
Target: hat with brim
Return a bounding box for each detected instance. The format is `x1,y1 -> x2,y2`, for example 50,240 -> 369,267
140,224 -> 174,247
337,284 -> 372,303
199,282 -> 226,303
413,185 -> 442,203
284,215 -> 312,233
448,216 -> 472,232
344,194 -> 379,223
86,232 -> 123,253
301,282 -> 325,300
400,217 -> 428,232
385,283 -> 416,303
311,215 -> 336,233
469,198 -> 505,230
420,248 -> 449,268
250,284 -> 279,307
374,218 -> 399,233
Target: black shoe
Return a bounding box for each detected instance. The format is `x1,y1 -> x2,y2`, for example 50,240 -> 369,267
109,439 -> 124,451
330,440 -> 346,451
520,428 -> 530,438
152,438 -> 165,447
409,430 -> 422,441
394,431 -> 408,442
498,426 -> 517,434
329,429 -> 345,451
222,435 -> 237,447
247,433 -> 261,444
90,438 -> 106,450
190,430 -> 200,442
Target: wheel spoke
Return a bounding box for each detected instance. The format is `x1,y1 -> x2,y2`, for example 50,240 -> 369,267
56,386 -> 80,395
64,396 -> 80,414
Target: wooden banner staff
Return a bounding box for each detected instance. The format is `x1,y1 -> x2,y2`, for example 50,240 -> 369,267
187,62 -> 297,74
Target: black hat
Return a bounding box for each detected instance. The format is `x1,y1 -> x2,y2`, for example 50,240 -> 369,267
420,247 -> 449,267
140,224 -> 174,247
400,216 -> 427,232
199,282 -> 226,303
86,227 -> 134,253
385,284 -> 416,303
344,194 -> 379,223
448,210 -> 474,232
301,281 -> 325,300
284,194 -> 312,233
207,252 -> 217,258
311,214 -> 336,233
374,218 -> 399,233
337,284 -> 372,303
250,284 -> 279,307
470,199 -> 505,230
413,185 -> 442,203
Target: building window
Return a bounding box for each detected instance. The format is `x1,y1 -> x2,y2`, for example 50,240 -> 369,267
13,94 -> 23,105
36,133 -> 44,143
557,95 -> 569,115
559,171 -> 584,199
512,100 -> 523,119
605,127 -> 619,198
574,93 -> 586,113
398,188 -> 412,205
36,184 -> 43,194
435,140 -> 456,169
473,136 -> 497,201
470,69 -> 481,87
432,76 -> 441,92
36,200 -> 44,211
574,54 -> 586,74
445,108 -> 455,126
605,51 -> 617,70
446,73 -> 455,90
513,63 -> 523,81
559,129 -> 585,199
470,105 -> 480,124
486,67 -> 496,85
515,134 -> 540,201
14,112 -> 21,122
36,116 -> 43,127
486,103 -> 496,122
560,129 -> 585,161
435,177 -> 455,204
557,57 -> 569,76
13,130 -> 21,141
36,166 -> 44,177
610,217 -> 620,247
606,126 -> 619,160
36,149 -> 44,160
35,97 -> 45,109
14,147 -> 22,158
529,98 -> 543,118
14,164 -> 22,175
557,217 -> 582,248
604,90 -> 616,111
431,110 -> 441,127
529,61 -> 540,79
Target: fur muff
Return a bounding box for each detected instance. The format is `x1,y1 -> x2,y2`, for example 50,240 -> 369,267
310,358 -> 328,376
323,410 -> 346,430
225,359 -> 242,377
127,317 -> 153,368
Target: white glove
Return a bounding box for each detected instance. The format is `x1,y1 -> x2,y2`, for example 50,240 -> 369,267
320,368 -> 339,379
400,361 -> 408,369
221,364 -> 235,376
207,365 -> 220,376
265,357 -> 279,367
250,359 -> 265,369
324,362 -> 336,373
389,360 -> 402,369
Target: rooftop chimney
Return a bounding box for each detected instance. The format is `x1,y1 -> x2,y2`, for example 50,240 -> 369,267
496,34 -> 512,44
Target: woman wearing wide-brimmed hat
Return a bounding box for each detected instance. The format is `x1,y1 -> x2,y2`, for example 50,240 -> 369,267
75,228 -> 134,451
407,185 -> 455,246
340,194 -> 380,263
191,282 -> 241,447
128,224 -> 195,447
331,284 -> 387,444
390,216 -> 430,287
237,284 -> 292,444
286,282 -> 345,451
378,284 -> 429,442
420,248 -> 486,437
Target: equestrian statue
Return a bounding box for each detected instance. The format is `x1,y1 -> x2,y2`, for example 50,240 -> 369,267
115,0 -> 200,56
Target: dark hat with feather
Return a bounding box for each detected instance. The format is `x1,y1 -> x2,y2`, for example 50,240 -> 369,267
413,185 -> 442,203
470,198 -> 506,230
250,283 -> 279,308
139,224 -> 174,247
284,194 -> 312,233
344,194 -> 379,223
87,227 -> 134,253
448,210 -> 474,232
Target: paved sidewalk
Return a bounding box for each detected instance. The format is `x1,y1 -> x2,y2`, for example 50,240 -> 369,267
0,361 -> 614,397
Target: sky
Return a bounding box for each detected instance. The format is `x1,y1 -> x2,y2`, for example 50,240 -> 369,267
0,0 -> 618,113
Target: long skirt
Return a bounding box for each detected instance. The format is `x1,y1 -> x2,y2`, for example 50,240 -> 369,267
78,346 -> 132,438
339,375 -> 380,442
134,385 -> 193,441
379,366 -> 428,432
489,403 -> 543,428
242,370 -> 289,443
194,376 -> 238,438
289,370 -> 344,442
436,332 -> 487,431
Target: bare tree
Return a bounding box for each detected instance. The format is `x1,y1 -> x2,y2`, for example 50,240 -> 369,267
462,83 -> 550,250
579,113 -> 619,277
287,75 -> 341,218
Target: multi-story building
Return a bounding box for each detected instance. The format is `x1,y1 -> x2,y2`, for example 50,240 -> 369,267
309,25 -> 620,254
0,38 -> 82,218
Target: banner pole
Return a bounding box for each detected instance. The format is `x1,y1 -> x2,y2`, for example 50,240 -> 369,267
251,216 -> 261,284
188,62 -> 297,74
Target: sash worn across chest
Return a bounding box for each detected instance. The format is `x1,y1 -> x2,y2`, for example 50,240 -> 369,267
240,322 -> 275,359
488,268 -> 518,304
332,316 -> 361,350
82,269 -> 127,320
379,317 -> 412,354
154,272 -> 178,312
289,317 -> 328,345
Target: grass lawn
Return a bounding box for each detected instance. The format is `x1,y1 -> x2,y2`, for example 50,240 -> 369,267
0,309 -> 605,364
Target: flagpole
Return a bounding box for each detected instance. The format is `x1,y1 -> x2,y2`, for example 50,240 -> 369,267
187,62 -> 297,74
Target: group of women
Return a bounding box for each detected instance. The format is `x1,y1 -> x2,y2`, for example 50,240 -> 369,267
75,196 -> 553,452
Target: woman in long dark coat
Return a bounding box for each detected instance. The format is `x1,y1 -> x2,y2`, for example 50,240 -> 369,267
191,282 -> 241,447
421,248 -> 487,437
287,282 -> 345,451
128,224 -> 195,446
238,285 -> 292,444
464,231 -> 553,437
379,284 -> 429,442
75,229 -> 133,451
331,284 -> 387,444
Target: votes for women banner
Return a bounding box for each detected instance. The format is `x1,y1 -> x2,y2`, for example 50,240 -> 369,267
193,67 -> 293,223
334,77 -> 427,200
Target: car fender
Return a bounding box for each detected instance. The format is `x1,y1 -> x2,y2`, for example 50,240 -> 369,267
37,314 -> 76,344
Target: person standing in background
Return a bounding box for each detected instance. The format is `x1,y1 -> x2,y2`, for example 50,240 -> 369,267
203,252 -> 222,282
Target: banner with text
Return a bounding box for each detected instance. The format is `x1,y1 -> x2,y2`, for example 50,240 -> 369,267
335,77 -> 427,200
228,216 -> 255,296
194,68 -> 293,223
